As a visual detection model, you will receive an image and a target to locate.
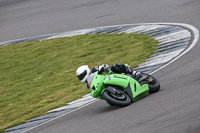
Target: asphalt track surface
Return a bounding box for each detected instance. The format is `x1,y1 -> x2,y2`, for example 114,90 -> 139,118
1,0 -> 200,133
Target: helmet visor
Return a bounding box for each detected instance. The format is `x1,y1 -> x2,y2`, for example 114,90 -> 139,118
77,70 -> 87,81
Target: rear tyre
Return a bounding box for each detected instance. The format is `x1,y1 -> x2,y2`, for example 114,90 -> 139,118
148,76 -> 160,93
102,90 -> 131,107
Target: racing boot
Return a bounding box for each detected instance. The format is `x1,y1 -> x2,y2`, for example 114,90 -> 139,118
125,65 -> 141,79
132,70 -> 142,80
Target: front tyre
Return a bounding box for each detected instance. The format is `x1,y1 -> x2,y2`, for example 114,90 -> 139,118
102,91 -> 131,107
148,76 -> 160,93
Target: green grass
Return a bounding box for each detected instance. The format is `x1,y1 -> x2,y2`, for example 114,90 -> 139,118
0,33 -> 158,132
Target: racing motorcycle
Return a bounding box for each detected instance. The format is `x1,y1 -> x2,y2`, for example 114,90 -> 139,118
87,69 -> 160,106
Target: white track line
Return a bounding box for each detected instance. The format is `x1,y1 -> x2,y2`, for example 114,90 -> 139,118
150,23 -> 199,75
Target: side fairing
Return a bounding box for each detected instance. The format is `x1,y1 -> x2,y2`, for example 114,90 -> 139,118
104,74 -> 149,100
103,74 -> 129,88
128,78 -> 149,99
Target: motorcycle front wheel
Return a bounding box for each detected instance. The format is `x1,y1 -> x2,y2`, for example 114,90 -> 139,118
102,90 -> 131,107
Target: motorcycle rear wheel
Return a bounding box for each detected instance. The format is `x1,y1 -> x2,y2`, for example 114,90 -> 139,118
102,90 -> 131,107
148,76 -> 160,93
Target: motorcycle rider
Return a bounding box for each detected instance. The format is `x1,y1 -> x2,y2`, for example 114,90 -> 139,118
76,63 -> 141,89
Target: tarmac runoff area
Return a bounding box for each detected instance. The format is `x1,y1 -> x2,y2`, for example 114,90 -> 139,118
3,23 -> 199,133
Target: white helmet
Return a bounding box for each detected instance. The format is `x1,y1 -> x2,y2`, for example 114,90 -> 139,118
76,65 -> 91,82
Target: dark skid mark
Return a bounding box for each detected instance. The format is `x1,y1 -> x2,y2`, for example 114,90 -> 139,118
0,0 -> 28,7
72,0 -> 108,9
178,0 -> 199,7
96,13 -> 115,19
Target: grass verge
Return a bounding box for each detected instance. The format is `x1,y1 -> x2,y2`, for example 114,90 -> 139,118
0,33 -> 158,132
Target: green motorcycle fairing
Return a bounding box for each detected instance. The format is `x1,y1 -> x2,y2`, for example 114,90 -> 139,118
89,71 -> 149,102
